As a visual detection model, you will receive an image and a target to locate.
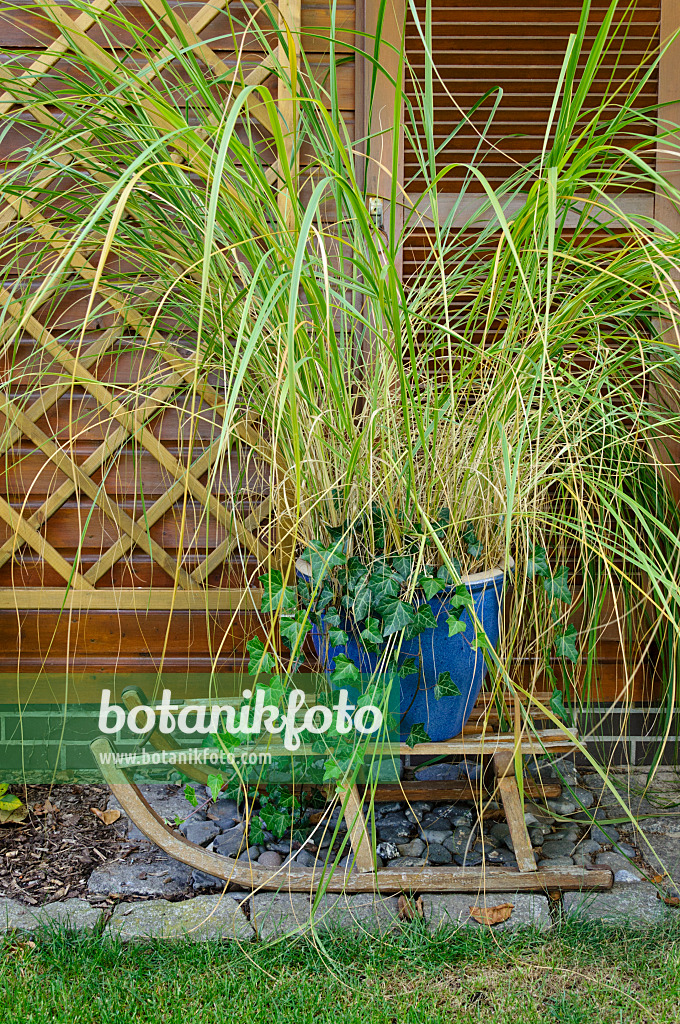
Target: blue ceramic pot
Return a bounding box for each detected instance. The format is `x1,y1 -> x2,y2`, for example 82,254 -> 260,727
297,560 -> 508,742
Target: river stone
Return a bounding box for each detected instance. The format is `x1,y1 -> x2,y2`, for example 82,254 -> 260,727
257,850 -> 283,869
615,869 -> 644,883
422,828 -> 452,845
398,838 -> 425,858
384,856 -> 428,869
88,850 -> 192,898
425,843 -> 453,865
546,796 -> 577,816
452,811 -> 474,828
539,856 -> 574,868
415,763 -> 460,781
107,895 -> 253,941
591,824 -> 620,845
420,810 -> 453,830
376,802 -> 405,815
523,803 -> 555,825
595,852 -> 643,879
571,851 -> 593,868
0,898 -> 102,934
213,824 -> 247,858
569,786 -> 594,809
542,839 -> 576,859
237,846 -> 261,862
422,893 -> 551,932
377,841 -> 400,861
377,824 -> 415,843
615,842 -> 637,858
575,839 -> 602,857
490,823 -> 511,841
553,826 -> 580,843
191,869 -> 226,893
486,849 -> 504,864
283,849 -> 317,869
453,848 -> 483,867
251,893 -> 401,940
563,885 -> 668,927
179,820 -> 220,846
380,812 -> 411,828
529,828 -> 545,847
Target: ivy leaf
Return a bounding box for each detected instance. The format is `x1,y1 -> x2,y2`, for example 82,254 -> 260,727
322,760 -> 343,783
393,655 -> 418,678
437,561 -> 461,585
434,671 -> 462,699
297,578 -> 311,606
543,565 -> 571,604
368,566 -> 402,602
550,687 -> 571,725
339,556 -> 368,592
302,539 -> 346,583
0,783 -> 7,799
555,622 -> 579,663
207,773 -> 224,803
392,554 -> 414,581
256,675 -> 288,707
380,598 -> 416,636
405,723 -> 431,748
446,615 -> 467,637
469,634 -> 491,653
360,617 -> 384,646
279,611 -> 312,651
527,545 -> 550,579
328,628 -> 349,646
330,653 -> 361,687
259,569 -> 297,616
352,583 -> 372,623
324,606 -> 342,628
417,573 -> 446,599
462,524 -> 483,558
260,805 -> 289,839
448,584 -> 473,612
246,636 -> 277,676
315,585 -> 334,613
248,817 -> 267,845
404,602 -> 438,640
184,785 -> 198,808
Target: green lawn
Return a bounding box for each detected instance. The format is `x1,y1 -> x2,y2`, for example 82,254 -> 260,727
1,919 -> 677,1024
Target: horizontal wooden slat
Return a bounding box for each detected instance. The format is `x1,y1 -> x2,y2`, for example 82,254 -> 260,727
0,586 -> 260,609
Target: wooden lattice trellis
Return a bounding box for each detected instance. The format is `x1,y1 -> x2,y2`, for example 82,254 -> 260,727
0,0 -> 303,618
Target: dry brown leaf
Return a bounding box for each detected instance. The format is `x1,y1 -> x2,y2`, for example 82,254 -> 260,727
650,874 -> 665,884
398,894 -> 424,920
659,893 -> 680,907
90,807 -> 121,825
469,902 -> 514,926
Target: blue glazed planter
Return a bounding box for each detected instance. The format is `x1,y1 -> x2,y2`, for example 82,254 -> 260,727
297,560 -> 508,742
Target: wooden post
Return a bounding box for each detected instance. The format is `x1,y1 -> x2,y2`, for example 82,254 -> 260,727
493,751 -> 538,873
277,0 -> 301,232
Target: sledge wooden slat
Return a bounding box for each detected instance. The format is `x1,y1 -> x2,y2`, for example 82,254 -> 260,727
365,779 -> 562,802
493,751 -> 537,873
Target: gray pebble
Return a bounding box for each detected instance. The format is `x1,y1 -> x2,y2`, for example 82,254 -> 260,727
213,824 -> 246,858
591,824 -> 620,845
398,838 -> 425,858
575,838 -> 601,856
615,869 -> 643,883
569,785 -> 594,808
595,852 -> 643,879
237,846 -> 260,862
425,843 -> 453,865
179,820 -> 220,846
421,828 -> 452,845
539,855 -> 574,868
542,839 -> 576,859
615,841 -> 637,858
257,850 -> 283,869
529,828 -> 545,847
546,797 -> 577,816
385,856 -> 428,869
453,848 -> 483,867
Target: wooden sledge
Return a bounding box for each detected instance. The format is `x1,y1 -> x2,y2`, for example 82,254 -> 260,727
90,687 -> 613,895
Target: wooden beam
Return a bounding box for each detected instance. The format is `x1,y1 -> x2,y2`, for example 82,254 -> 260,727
0,588 -> 261,611
656,0 -> 680,233
362,779 -> 562,802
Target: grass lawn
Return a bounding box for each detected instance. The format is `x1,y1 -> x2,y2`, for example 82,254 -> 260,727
1,919 -> 678,1023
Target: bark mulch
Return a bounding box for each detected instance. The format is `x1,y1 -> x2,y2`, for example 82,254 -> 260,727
0,785 -> 127,906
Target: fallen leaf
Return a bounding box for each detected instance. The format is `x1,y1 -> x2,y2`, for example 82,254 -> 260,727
469,902 -> 514,926
650,874 -> 665,884
0,805 -> 28,824
659,893 -> 680,907
43,798 -> 58,814
398,895 -> 424,920
0,794 -> 23,812
90,807 -> 121,825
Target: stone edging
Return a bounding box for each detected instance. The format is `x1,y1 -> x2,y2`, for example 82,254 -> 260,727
1,884 -> 675,942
